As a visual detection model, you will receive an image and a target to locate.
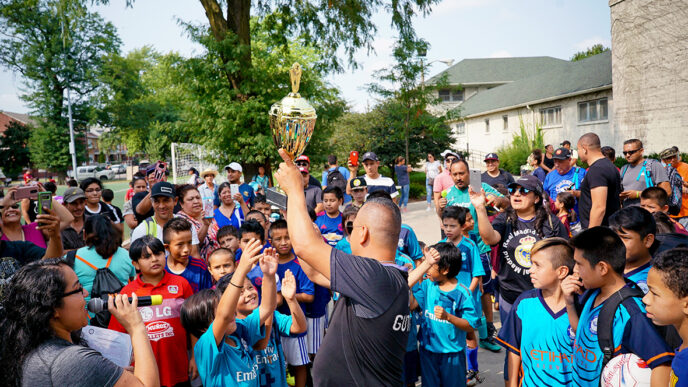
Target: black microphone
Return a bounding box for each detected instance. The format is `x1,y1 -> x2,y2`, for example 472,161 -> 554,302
87,295 -> 163,313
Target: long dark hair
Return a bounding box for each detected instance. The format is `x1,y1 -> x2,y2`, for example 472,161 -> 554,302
504,191 -> 550,238
84,215 -> 120,258
0,259 -> 68,386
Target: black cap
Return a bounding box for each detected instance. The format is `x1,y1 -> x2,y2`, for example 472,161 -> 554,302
508,175 -> 543,195
350,177 -> 367,189
151,182 -> 175,198
552,147 -> 571,160
361,152 -> 378,162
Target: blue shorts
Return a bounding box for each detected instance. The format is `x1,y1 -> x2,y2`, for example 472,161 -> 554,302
480,252 -> 496,295
419,347 -> 466,387
403,349 -> 420,384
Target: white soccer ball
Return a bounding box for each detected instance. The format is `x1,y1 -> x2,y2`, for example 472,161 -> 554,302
601,353 -> 652,387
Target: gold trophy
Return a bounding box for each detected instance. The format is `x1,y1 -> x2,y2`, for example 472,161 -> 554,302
267,62 -> 318,209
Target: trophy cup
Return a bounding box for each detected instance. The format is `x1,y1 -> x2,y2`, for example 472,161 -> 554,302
266,63 -> 318,210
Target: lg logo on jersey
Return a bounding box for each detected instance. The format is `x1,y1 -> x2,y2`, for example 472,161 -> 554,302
392,314 -> 411,332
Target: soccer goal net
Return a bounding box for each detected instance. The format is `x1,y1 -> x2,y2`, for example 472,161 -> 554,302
170,143 -> 226,184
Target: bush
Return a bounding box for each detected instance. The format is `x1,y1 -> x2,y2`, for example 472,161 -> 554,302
496,118 -> 545,175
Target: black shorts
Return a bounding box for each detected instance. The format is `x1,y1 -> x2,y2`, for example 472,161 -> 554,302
480,252 -> 496,295
403,349 -> 420,384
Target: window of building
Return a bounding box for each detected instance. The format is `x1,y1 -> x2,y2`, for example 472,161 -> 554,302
456,122 -> 466,135
484,119 -> 490,133
502,115 -> 509,131
540,106 -> 562,126
438,88 -> 464,102
578,98 -> 608,122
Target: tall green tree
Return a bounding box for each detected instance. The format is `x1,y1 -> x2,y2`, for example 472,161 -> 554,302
0,0 -> 120,172
0,120 -> 31,177
571,44 -> 610,61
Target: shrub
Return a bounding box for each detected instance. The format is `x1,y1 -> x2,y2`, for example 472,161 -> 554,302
496,118 -> 545,175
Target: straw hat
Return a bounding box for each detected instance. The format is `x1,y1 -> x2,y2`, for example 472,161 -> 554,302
200,169 -> 218,178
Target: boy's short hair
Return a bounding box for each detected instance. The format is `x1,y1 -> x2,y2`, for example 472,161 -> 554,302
640,187 -> 669,208
246,210 -> 267,224
366,190 -> 392,201
129,235 -> 165,262
67,179 -> 78,187
101,188 -> 114,202
653,212 -> 675,234
322,186 -> 343,201
208,247 -> 235,265
217,225 -> 239,240
44,181 -> 57,194
531,237 -> 574,275
239,219 -> 265,243
653,248 -> 688,298
571,227 -> 626,275
79,177 -> 102,191
609,206 -> 657,239
342,205 -> 359,229
180,289 -> 219,338
431,242 -> 462,279
269,219 -> 288,237
163,217 -> 193,244
441,206 -> 467,226
255,194 -> 267,205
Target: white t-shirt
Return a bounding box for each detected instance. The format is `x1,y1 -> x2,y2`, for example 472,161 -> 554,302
130,215 -> 200,246
426,160 -> 441,181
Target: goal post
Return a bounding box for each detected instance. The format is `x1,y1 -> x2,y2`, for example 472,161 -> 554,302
170,142 -> 225,184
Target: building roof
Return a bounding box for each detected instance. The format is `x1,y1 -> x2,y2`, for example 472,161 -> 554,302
458,51 -> 612,118
428,56 -> 569,85
1,111 -> 38,127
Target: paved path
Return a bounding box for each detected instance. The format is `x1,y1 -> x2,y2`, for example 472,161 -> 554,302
403,200 -> 506,387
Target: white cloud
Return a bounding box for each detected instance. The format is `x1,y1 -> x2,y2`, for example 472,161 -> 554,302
573,36 -> 611,51
489,50 -> 512,58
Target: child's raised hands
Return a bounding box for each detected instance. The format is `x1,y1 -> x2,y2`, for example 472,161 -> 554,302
260,247 -> 279,277
561,273 -> 584,305
423,246 -> 441,266
237,238 -> 262,272
281,269 -> 296,301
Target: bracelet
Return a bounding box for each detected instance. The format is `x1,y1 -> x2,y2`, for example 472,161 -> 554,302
636,191 -> 640,199
229,281 -> 243,289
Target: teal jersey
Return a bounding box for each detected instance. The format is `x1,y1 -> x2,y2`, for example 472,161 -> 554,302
195,309 -> 265,387
572,287 -> 674,386
440,236 -> 485,289
497,289 -> 574,386
413,279 -> 480,353
334,237 -> 352,254
624,261 -> 651,294
445,183 -> 503,254
253,311 -> 292,387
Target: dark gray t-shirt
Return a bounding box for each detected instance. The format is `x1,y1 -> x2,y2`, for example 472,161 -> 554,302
621,159 -> 668,206
304,184 -> 323,211
22,338 -> 123,387
312,248 -> 410,386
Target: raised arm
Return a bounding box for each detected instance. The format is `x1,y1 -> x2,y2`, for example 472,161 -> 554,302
36,207 -> 63,258
561,273 -> 584,332
469,188 -> 501,245
258,247 -> 278,325
281,269 -> 307,335
408,247 -> 440,288
50,199 -> 74,230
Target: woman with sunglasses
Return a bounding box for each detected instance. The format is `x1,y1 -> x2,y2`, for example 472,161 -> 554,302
469,175 -> 568,324
0,259 -> 159,387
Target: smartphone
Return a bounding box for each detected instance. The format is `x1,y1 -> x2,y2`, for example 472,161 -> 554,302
153,162 -> 167,182
230,184 -> 240,198
203,197 -> 214,219
469,169 -> 482,194
37,191 -> 52,214
14,186 -> 39,200
349,151 -> 359,167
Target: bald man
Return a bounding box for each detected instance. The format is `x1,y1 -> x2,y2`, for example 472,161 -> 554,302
275,149 -> 410,386
577,133 -> 621,228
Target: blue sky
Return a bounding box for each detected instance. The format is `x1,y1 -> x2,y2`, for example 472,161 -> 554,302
0,0 -> 611,114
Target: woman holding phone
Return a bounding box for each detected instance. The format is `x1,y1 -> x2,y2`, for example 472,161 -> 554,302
176,184 -> 217,261
2,187 -> 73,248
213,182 -> 248,229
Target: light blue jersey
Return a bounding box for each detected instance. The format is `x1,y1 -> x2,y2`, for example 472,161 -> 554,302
441,236 -> 485,315
334,237 -> 351,254
195,309 -> 265,387
572,287 -> 674,387
446,183 -> 503,254
413,279 -> 480,353
624,261 -> 651,294
497,289 -> 574,386
253,311 -> 292,387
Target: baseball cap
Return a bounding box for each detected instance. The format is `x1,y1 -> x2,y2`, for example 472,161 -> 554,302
295,155 -> 310,165
350,177 -> 367,190
552,147 -> 571,160
659,147 -> 679,160
440,149 -> 460,160
151,182 -> 176,198
508,175 -> 543,195
361,152 -> 378,162
224,162 -> 242,173
484,153 -> 499,161
63,187 -> 85,203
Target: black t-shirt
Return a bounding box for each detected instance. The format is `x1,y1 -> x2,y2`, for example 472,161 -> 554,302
481,169 -> 515,189
543,154 -> 554,170
0,240 -> 46,297
84,202 -> 122,224
578,157 -> 621,229
492,212 -> 568,304
312,248 -> 410,386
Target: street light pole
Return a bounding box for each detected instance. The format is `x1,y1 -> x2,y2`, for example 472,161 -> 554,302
67,88 -> 78,182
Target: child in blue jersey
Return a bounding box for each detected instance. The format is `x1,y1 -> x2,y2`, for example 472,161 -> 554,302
217,265 -> 307,387
410,241 -> 480,387
497,238 -> 575,387
642,248 -> 688,387
315,186 -> 344,247
334,205 -> 359,254
609,206 -> 657,293
180,238 -> 276,387
441,206 -> 485,380
561,227 -> 673,387
269,219 -> 314,387
163,218 -> 213,292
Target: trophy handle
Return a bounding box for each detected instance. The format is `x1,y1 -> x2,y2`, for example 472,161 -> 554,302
289,63 -> 302,94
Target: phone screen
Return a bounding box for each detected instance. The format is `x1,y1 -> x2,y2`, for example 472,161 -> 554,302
203,197 -> 214,219
469,169 -> 482,194
37,192 -> 52,215
230,184 -> 240,198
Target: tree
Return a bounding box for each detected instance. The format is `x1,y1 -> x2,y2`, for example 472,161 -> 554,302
0,0 -> 121,173
571,44 -> 610,61
0,120 -> 31,177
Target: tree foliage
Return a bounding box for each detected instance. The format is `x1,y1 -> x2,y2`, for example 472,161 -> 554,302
0,120 -> 31,177
571,44 -> 610,62
496,118 -> 545,175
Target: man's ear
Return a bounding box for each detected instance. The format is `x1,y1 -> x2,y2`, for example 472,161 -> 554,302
359,225 -> 370,246
643,233 -> 655,249
597,261 -> 610,276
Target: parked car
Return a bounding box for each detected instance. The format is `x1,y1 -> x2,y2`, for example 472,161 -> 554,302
110,164 -> 126,174
68,165 -> 116,181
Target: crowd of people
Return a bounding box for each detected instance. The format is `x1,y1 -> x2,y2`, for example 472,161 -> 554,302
1,132 -> 688,387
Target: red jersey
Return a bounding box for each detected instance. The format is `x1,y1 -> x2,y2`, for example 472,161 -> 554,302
109,272 -> 194,387
125,188 -> 134,201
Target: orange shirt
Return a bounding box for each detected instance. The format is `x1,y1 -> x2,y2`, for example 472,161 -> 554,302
674,162 -> 688,218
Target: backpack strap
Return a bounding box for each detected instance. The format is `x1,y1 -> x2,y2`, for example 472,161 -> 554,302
573,167 -> 580,190
597,284 -> 645,377
621,164 -> 629,179
104,255 -> 113,268
74,255 -> 98,271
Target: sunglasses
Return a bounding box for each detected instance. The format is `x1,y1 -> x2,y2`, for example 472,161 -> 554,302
295,161 -> 309,167
0,202 -> 21,211
345,221 -> 354,234
508,186 -> 532,195
623,148 -> 641,156
445,157 -> 458,163
62,284 -> 84,298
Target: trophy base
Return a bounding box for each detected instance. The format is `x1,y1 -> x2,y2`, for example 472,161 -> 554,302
266,187 -> 288,210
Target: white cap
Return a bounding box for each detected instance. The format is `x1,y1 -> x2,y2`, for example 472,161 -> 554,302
224,162 -> 242,173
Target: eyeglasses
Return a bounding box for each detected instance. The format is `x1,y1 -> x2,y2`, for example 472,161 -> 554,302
0,202 -> 21,211
623,148 -> 641,156
345,221 -> 354,234
85,188 -> 102,194
62,284 -> 84,298
508,186 -> 532,195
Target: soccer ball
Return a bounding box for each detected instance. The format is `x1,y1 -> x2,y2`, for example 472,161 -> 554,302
601,353 -> 651,387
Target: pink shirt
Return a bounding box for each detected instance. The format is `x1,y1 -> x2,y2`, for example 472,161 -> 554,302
433,169 -> 454,193
1,223 -> 47,248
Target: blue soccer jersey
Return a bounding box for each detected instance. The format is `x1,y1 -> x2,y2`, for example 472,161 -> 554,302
276,258 -> 314,337
253,311 -> 292,387
497,289 -> 574,386
334,237 -> 351,254
671,346 -> 688,387
315,212 -> 343,247
398,224 -> 423,261
165,256 -> 213,293
195,309 -> 265,387
624,261 -> 651,294
413,279 -> 480,353
572,287 -> 674,387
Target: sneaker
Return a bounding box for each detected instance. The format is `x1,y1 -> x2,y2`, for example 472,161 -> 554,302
479,337 -> 502,353
466,370 -> 483,385
486,321 -> 497,339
